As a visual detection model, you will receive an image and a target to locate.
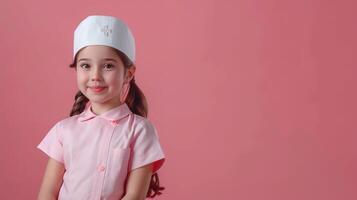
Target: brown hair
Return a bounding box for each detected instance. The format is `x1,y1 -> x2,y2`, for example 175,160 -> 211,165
68,47 -> 165,198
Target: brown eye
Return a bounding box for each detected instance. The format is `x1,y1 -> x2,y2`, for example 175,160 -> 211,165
79,64 -> 90,70
104,63 -> 114,70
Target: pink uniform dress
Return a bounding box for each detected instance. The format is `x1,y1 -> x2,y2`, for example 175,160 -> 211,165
37,102 -> 166,200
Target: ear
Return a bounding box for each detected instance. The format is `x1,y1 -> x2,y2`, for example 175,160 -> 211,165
126,66 -> 136,82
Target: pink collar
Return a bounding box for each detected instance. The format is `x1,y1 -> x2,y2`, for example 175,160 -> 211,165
77,103 -> 131,124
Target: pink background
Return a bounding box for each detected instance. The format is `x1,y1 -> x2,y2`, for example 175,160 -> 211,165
1,0 -> 356,199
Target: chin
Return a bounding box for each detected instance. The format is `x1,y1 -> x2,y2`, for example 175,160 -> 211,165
88,97 -> 109,103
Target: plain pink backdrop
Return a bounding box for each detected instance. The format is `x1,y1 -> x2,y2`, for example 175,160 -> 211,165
1,0 -> 356,199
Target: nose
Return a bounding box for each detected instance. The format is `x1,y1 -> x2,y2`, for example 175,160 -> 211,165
90,66 -> 102,81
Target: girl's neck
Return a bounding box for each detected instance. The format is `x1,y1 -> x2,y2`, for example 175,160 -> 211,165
89,101 -> 124,115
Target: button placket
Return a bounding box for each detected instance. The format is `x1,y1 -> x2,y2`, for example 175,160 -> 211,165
94,123 -> 117,200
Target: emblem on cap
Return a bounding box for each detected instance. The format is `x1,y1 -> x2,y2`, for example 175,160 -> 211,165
101,25 -> 113,37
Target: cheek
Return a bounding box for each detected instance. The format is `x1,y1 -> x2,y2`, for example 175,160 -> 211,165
105,73 -> 123,88
76,72 -> 88,87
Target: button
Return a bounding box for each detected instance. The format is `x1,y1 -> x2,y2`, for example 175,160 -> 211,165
98,165 -> 106,172
110,120 -> 119,126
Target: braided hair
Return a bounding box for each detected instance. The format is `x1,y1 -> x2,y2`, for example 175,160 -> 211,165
68,47 -> 165,198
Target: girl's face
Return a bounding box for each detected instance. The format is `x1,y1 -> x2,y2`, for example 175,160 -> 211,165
75,45 -> 133,111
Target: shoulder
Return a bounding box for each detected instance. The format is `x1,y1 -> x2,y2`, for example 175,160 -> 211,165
130,114 -> 159,137
131,114 -> 156,129
51,114 -> 82,131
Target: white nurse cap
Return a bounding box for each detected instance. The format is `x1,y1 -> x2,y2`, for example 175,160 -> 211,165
73,15 -> 136,63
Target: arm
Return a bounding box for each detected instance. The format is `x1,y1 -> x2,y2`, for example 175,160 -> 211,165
121,163 -> 154,200
37,158 -> 65,200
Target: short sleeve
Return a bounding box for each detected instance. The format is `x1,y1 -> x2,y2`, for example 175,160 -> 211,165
129,120 -> 165,173
36,121 -> 64,164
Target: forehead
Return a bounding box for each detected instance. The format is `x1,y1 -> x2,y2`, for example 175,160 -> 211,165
77,45 -> 120,61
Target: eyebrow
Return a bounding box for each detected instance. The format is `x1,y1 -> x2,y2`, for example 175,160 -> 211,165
77,58 -> 118,63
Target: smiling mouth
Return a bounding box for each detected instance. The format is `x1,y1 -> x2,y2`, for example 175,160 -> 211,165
90,86 -> 107,93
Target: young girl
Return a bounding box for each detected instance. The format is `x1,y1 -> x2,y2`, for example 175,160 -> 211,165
37,15 -> 166,200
